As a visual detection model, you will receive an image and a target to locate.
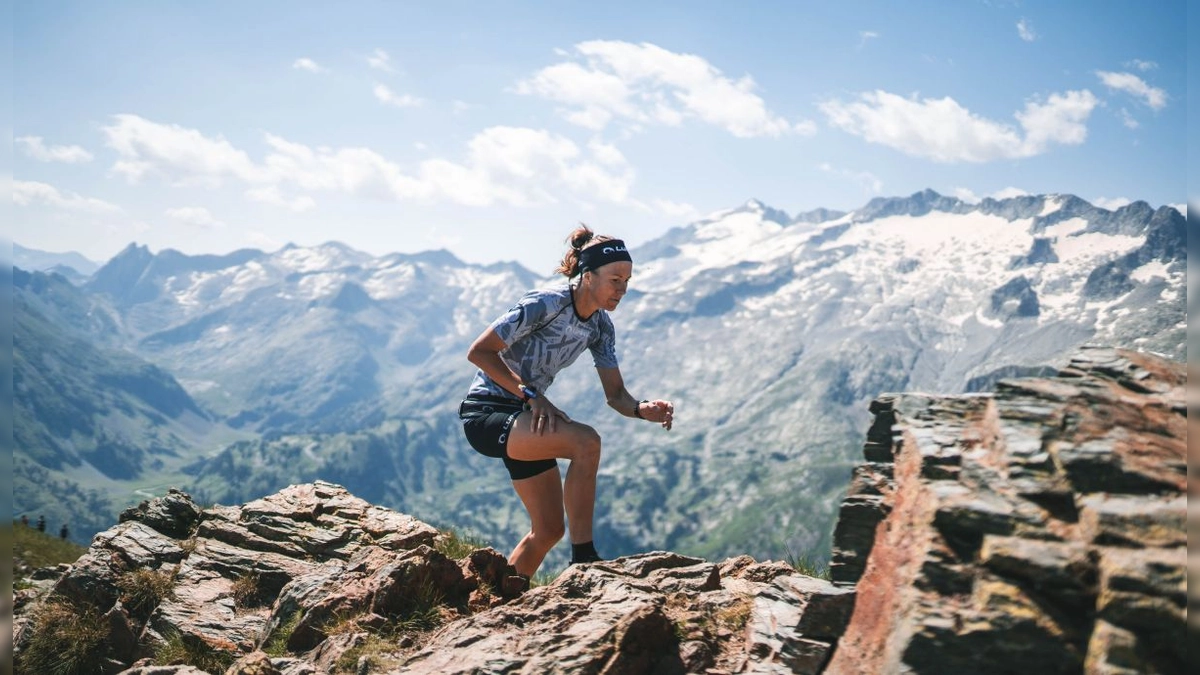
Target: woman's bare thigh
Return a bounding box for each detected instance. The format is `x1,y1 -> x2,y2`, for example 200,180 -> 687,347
506,413 -> 599,463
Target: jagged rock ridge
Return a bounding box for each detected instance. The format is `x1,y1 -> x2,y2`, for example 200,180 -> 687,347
13,482 -> 851,675
827,346 -> 1186,674
12,346 -> 1187,674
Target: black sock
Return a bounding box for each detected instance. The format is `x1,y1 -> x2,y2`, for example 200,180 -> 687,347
571,541 -> 602,564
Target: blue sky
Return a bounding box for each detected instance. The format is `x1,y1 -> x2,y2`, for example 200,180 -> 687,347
7,0 -> 1188,272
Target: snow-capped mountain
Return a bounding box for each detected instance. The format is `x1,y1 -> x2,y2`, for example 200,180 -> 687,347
24,189 -> 1184,563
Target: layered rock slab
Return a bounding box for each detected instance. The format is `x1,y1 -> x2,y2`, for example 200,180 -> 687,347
826,347 -> 1186,675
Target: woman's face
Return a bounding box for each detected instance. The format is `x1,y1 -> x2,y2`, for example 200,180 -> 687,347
584,261 -> 633,311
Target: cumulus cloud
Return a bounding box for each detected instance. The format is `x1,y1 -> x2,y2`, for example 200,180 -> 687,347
99,115 -> 640,210
820,89 -> 1098,162
1117,108 -> 1139,129
165,206 -> 225,229
103,114 -> 264,185
1096,71 -> 1167,110
1016,18 -> 1037,42
1126,59 -> 1157,72
292,57 -> 328,73
516,40 -> 815,138
367,48 -> 394,72
13,180 -> 120,212
374,84 -> 423,108
16,136 -> 94,163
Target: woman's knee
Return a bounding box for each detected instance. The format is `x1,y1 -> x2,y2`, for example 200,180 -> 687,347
574,425 -> 602,462
533,519 -> 566,545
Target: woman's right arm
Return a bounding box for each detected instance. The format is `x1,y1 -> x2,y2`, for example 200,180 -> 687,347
467,328 -> 570,432
466,328 -> 525,399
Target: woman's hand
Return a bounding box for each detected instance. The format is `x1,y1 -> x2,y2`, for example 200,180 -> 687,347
528,396 -> 571,435
641,400 -> 674,431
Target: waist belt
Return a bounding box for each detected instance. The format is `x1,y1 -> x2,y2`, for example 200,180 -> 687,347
459,395 -> 525,417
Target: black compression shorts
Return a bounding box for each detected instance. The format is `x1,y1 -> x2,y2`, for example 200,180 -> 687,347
459,397 -> 558,480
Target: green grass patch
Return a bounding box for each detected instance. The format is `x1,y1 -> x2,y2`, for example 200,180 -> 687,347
783,543 -> 831,580
12,520 -> 88,575
263,609 -> 303,657
434,528 -> 490,560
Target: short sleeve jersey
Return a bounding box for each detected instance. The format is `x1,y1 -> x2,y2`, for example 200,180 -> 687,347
467,283 -> 619,400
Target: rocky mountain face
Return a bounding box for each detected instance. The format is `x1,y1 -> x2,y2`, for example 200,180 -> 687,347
15,191 -> 1186,567
828,346 -> 1187,674
12,268 -> 241,541
11,347 -> 1187,675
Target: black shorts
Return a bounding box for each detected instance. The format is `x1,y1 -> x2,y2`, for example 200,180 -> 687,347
459,397 -> 559,481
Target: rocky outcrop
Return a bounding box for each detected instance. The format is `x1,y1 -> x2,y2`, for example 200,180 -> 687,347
13,345 -> 1186,675
827,346 -> 1187,674
13,482 -> 852,675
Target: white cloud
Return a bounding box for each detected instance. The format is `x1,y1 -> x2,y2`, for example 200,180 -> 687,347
821,89 -> 1098,162
245,186 -> 316,212
292,57 -> 328,73
1117,108 -> 1139,129
1092,196 -> 1132,211
367,48 -> 394,72
100,115 -> 639,210
516,40 -> 814,138
817,162 -> 883,194
13,180 -> 121,212
374,84 -> 423,108
103,114 -> 265,185
858,31 -> 879,49
452,100 -> 471,115
1016,18 -> 1037,42
1126,59 -> 1157,72
165,206 -> 225,229
16,136 -> 94,163
1096,71 -> 1167,110
1169,203 -> 1185,216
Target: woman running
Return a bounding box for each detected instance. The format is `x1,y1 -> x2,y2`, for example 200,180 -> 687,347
459,225 -> 674,582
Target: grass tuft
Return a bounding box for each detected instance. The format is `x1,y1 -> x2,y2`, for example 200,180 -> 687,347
334,633 -> 403,674
783,543 -> 831,580
231,570 -> 265,608
116,567 -> 176,615
263,609 -> 303,657
20,598 -> 110,675
434,528 -> 490,560
154,627 -> 237,673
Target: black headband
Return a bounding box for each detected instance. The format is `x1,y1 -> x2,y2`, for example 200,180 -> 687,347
577,240 -> 632,274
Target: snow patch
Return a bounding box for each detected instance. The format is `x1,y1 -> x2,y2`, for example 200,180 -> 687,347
1039,196 -> 1063,217
1043,218 -> 1087,239
1130,260 -> 1171,283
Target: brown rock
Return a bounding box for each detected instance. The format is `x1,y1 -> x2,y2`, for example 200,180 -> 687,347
826,347 -> 1185,675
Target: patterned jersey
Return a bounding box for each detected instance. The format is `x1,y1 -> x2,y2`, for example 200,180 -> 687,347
466,283 -> 619,400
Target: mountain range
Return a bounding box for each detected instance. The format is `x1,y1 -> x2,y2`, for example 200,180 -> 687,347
12,189 -> 1185,569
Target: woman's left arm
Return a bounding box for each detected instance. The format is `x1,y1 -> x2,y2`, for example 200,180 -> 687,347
597,367 -> 674,430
